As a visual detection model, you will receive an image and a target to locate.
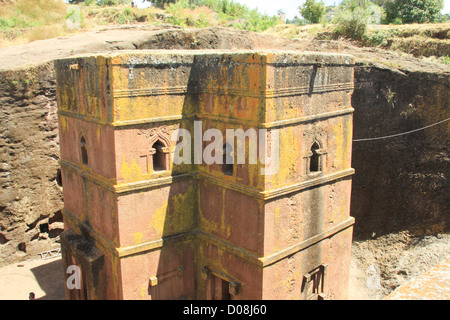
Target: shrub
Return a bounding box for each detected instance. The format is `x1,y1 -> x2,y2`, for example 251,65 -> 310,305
248,10 -> 277,31
333,0 -> 382,41
191,0 -> 278,31
0,18 -> 15,30
123,7 -> 132,16
333,1 -> 369,40
365,28 -> 398,46
193,0 -> 247,17
166,0 -> 192,14
194,13 -> 210,27
391,17 -> 402,25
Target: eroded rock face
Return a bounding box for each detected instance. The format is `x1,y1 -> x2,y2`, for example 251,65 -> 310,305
351,67 -> 450,239
0,63 -> 63,266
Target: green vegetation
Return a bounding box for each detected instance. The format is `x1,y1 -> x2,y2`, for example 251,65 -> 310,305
68,0 -> 279,31
0,0 -> 69,45
374,0 -> 443,24
365,29 -> 398,46
329,0 -> 446,50
151,0 -> 177,7
0,0 -> 67,30
441,55 -> 450,64
67,0 -> 131,5
163,1 -> 210,27
333,0 -> 380,41
1,0 -> 448,61
161,0 -> 279,31
299,0 -> 326,24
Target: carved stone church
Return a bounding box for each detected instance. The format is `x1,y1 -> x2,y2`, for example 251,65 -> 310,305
56,50 -> 355,299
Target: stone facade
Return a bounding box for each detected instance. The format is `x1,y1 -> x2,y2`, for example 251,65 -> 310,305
55,50 -> 355,300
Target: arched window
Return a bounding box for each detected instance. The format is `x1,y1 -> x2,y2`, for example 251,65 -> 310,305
310,142 -> 321,173
80,137 -> 88,165
151,140 -> 169,172
222,142 -> 233,176
305,140 -> 326,175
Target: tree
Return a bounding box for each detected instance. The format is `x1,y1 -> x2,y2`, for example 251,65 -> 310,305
299,0 -> 326,24
374,0 -> 443,23
397,0 -> 442,23
145,0 -> 176,8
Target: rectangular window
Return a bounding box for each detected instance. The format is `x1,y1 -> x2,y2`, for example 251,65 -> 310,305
302,264 -> 327,300
202,267 -> 240,300
211,275 -> 231,300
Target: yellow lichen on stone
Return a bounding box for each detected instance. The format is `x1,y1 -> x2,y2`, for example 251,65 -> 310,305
133,232 -> 144,244
120,156 -> 143,183
59,115 -> 69,133
150,202 -> 168,236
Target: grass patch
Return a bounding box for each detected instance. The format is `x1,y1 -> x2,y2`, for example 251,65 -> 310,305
164,4 -> 215,28
363,24 -> 450,58
83,5 -> 161,26
0,0 -> 67,29
25,25 -> 65,42
442,55 -> 450,64
0,0 -> 69,46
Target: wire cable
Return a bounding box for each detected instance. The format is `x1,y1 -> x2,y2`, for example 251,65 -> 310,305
352,117 -> 450,142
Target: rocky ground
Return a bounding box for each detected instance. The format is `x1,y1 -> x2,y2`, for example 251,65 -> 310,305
349,232 -> 450,299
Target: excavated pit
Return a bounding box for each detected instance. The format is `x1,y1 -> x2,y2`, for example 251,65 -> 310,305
0,26 -> 448,299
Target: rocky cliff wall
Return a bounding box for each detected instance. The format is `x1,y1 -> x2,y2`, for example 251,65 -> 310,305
351,67 -> 449,239
0,63 -> 63,266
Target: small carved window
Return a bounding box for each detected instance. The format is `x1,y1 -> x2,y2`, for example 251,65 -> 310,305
201,266 -> 240,300
151,140 -> 169,172
80,137 -> 88,165
56,168 -> 63,187
305,140 -> 326,175
302,264 -> 327,300
214,277 -> 231,300
222,142 -> 233,176
310,142 -> 321,172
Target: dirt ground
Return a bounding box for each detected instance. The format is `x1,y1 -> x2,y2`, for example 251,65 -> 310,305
0,255 -> 64,300
348,232 -> 450,300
